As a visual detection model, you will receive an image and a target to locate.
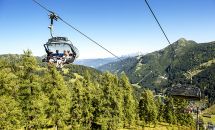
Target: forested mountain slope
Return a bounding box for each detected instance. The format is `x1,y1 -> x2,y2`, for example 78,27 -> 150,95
98,38 -> 215,104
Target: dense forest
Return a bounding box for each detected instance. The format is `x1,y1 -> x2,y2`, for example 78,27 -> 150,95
0,50 -> 194,129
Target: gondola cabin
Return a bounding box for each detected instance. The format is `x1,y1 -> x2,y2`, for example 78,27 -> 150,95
166,84 -> 201,101
42,37 -> 79,64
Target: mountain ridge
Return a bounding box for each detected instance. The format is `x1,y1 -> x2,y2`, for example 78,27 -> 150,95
98,38 -> 215,91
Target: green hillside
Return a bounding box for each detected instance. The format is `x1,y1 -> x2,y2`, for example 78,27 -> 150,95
98,38 -> 215,104
98,38 -> 196,86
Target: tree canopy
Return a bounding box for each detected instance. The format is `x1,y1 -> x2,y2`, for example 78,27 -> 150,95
0,51 -> 194,129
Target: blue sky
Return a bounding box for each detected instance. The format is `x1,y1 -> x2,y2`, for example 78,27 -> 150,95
0,0 -> 215,59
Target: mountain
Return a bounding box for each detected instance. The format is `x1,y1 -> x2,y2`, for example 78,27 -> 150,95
98,38 -> 215,96
74,53 -> 141,68
74,57 -> 118,68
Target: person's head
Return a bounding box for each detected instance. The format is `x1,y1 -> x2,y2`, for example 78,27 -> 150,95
56,50 -> 59,53
48,50 -> 53,53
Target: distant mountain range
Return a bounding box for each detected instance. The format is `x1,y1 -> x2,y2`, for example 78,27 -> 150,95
74,52 -> 142,68
74,57 -> 118,68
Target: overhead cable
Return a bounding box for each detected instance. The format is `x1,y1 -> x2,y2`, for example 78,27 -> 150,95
144,0 -> 176,81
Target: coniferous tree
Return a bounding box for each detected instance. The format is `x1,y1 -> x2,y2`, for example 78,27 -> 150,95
0,67 -> 18,97
119,72 -> 136,127
43,65 -> 71,129
164,97 -> 177,125
139,89 -> 158,126
0,65 -> 22,129
69,77 -> 85,129
82,75 -> 96,129
69,72 -> 99,129
90,82 -> 104,129
18,50 -> 48,129
0,95 -> 22,129
174,99 -> 194,126
155,96 -> 164,122
100,72 -> 123,130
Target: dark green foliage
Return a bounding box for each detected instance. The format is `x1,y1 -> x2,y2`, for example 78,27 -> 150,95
0,67 -> 18,96
0,95 -> 22,129
98,72 -> 123,129
173,98 -> 194,126
120,72 -> 136,127
138,89 -> 158,126
43,66 -> 71,129
155,96 -> 165,122
163,97 -> 177,124
163,97 -> 194,126
69,77 -> 94,129
0,59 -> 22,129
67,71 -> 136,129
193,64 -> 215,105
18,50 -> 49,129
63,64 -> 101,82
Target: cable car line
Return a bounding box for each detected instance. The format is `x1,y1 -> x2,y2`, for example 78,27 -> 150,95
32,0 -> 122,61
144,0 -> 176,82
144,0 -> 175,61
58,17 -> 122,61
144,0 -> 171,45
32,0 -> 52,13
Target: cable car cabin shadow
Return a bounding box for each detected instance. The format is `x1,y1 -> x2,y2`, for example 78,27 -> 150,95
42,37 -> 79,68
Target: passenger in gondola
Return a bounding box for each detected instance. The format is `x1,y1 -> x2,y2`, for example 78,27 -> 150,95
55,50 -> 67,68
64,50 -> 69,57
67,50 -> 76,63
62,50 -> 69,64
53,50 -> 61,67
67,50 -> 73,56
47,50 -> 54,63
55,50 -> 59,56
56,57 -> 63,68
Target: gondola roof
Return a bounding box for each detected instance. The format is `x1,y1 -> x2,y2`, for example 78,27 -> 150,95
166,84 -> 201,100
